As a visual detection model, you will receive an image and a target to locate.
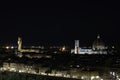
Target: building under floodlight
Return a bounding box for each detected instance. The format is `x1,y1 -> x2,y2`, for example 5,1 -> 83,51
71,35 -> 107,54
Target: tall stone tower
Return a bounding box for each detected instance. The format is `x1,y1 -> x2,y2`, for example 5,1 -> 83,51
18,37 -> 22,51
75,40 -> 80,54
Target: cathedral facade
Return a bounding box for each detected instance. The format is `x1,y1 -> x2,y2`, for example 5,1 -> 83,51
71,35 -> 107,54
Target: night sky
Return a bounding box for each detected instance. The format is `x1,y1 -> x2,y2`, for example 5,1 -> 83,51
0,2 -> 120,46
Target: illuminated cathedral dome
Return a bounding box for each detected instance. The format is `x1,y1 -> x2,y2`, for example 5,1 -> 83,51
92,35 -> 105,50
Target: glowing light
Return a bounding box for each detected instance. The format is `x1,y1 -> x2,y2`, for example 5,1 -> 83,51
76,65 -> 80,67
112,46 -> 115,48
96,76 -> 100,78
81,76 -> 84,79
19,70 -> 22,73
11,46 -> 14,49
113,72 -> 115,76
117,75 -> 119,78
49,73 -> 55,76
66,75 -> 70,78
72,76 -> 77,78
41,72 -> 47,75
62,47 -> 66,51
56,73 -> 62,77
91,76 -> 95,79
6,46 -> 10,49
19,70 -> 24,73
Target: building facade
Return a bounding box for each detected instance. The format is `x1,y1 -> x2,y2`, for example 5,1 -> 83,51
71,35 -> 107,54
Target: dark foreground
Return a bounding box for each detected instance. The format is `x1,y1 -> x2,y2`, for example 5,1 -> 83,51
0,71 -> 81,80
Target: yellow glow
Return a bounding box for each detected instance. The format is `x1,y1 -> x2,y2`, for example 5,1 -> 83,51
117,75 -> 119,78
41,72 -> 47,75
6,46 -> 10,49
96,76 -> 99,78
62,46 -> 66,51
91,76 -> 95,79
19,70 -> 22,73
56,73 -> 62,76
72,76 -> 77,78
81,76 -> 84,79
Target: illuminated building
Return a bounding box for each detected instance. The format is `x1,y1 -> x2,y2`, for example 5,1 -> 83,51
18,37 -> 22,51
71,35 -> 107,54
0,62 -> 106,79
92,34 -> 106,50
74,40 -> 80,54
17,37 -> 39,54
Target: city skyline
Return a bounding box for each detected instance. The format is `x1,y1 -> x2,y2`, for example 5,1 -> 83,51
0,1 -> 120,80
0,35 -> 117,47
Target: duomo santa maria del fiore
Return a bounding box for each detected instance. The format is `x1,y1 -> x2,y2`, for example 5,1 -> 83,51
71,35 -> 107,54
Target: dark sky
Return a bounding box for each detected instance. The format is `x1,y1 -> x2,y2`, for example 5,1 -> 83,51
0,2 -> 120,46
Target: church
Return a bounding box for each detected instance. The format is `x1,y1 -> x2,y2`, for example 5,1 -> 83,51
71,35 -> 107,54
